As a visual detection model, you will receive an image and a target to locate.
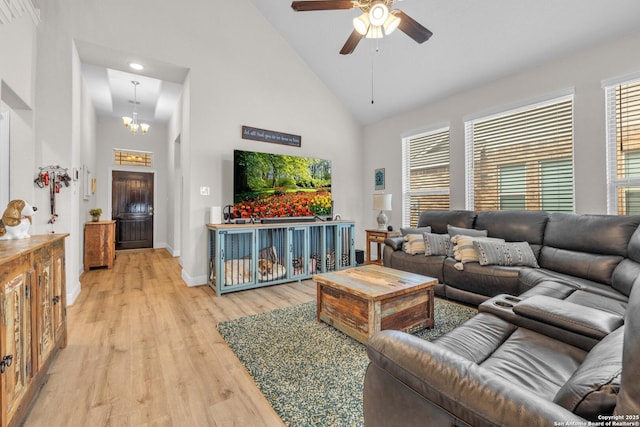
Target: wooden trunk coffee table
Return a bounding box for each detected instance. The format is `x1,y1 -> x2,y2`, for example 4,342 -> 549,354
314,264 -> 437,344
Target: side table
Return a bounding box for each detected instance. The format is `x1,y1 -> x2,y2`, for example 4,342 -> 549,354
366,229 -> 401,265
84,220 -> 116,271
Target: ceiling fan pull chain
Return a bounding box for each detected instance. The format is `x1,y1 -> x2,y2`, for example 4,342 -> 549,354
371,42 -> 380,104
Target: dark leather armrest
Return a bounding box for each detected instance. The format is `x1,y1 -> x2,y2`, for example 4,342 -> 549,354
366,330 -> 586,427
513,295 -> 623,339
384,237 -> 404,251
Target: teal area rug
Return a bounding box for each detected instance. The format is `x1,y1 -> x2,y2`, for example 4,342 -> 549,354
217,298 -> 477,427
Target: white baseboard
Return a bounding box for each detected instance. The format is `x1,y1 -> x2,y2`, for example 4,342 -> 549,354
164,243 -> 180,257
66,279 -> 81,305
181,269 -> 207,287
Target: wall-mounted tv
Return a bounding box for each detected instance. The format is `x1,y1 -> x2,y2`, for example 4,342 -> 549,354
233,149 -> 332,219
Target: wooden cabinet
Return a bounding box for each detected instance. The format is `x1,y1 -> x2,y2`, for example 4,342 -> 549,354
207,221 -> 355,296
84,220 -> 115,272
0,234 -> 68,427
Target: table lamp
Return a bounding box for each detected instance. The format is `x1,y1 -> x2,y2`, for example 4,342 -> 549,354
373,193 -> 392,230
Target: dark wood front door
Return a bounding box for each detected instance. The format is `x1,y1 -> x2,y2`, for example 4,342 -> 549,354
112,171 -> 154,250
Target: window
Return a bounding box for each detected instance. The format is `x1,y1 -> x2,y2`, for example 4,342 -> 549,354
465,95 -> 574,212
114,149 -> 152,167
605,78 -> 640,215
402,127 -> 450,227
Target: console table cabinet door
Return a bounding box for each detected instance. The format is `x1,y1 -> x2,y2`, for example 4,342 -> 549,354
35,247 -> 55,370
52,243 -> 66,345
84,221 -> 116,271
0,255 -> 33,426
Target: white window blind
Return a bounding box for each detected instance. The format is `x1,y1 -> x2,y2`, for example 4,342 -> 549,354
402,127 -> 450,227
605,78 -> 640,215
465,96 -> 574,212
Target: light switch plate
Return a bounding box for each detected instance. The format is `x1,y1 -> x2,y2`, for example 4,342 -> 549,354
200,186 -> 210,196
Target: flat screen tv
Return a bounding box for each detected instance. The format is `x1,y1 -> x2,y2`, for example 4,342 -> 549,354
233,149 -> 332,219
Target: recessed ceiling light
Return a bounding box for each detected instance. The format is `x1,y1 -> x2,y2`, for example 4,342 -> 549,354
129,62 -> 144,71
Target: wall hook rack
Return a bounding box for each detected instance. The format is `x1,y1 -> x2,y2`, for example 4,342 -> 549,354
34,165 -> 72,224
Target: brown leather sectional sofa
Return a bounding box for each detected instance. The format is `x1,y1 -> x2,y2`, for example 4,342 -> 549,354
365,210 -> 640,425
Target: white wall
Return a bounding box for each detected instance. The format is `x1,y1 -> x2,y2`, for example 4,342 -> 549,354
1,11 -> 37,208
363,30 -> 640,228
30,0 -> 364,287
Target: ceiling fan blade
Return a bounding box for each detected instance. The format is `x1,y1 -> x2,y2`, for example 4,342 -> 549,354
291,1 -> 357,12
395,10 -> 433,44
340,29 -> 364,55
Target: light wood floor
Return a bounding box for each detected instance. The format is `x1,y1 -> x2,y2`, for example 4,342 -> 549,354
24,249 -> 316,426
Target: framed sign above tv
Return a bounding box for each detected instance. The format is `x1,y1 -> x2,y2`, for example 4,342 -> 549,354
242,125 -> 301,147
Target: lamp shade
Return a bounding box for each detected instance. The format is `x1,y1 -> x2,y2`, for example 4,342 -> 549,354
373,193 -> 392,211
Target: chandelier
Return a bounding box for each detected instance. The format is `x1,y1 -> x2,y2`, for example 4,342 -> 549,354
122,81 -> 150,135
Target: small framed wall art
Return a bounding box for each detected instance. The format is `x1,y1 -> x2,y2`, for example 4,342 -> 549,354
375,168 -> 385,190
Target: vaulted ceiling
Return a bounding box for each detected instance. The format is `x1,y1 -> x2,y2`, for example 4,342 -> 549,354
79,1 -> 640,128
249,0 -> 640,124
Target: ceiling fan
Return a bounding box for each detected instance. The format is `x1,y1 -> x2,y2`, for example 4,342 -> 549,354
290,0 -> 433,55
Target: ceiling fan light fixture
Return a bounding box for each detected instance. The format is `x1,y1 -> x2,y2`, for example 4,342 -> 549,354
353,13 -> 369,35
368,3 -> 388,27
366,25 -> 383,39
383,10 -> 401,35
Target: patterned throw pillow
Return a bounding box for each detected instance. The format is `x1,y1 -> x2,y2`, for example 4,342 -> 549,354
403,234 -> 426,255
473,240 -> 540,267
423,233 -> 453,256
451,235 -> 505,264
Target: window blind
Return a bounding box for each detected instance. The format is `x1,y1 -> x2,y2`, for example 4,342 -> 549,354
605,79 -> 640,215
465,96 -> 574,212
402,128 -> 450,227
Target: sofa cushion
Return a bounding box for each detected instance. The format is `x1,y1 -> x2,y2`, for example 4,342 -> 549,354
611,258 -> 640,297
403,234 -> 426,255
544,213 -> 640,258
475,210 -> 548,258
539,246 -> 623,286
553,327 -> 623,421
401,226 -> 431,236
480,327 -> 586,400
417,210 -> 476,234
447,225 -> 488,238
423,233 -> 452,256
474,240 -> 539,268
443,258 -> 521,297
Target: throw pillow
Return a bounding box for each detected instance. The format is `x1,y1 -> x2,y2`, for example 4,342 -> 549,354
447,225 -> 488,238
401,226 -> 431,236
473,240 -> 540,268
423,233 -> 452,256
451,235 -> 504,264
403,234 -> 425,255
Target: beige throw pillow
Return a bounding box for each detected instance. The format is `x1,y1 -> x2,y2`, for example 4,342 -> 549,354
403,234 -> 425,255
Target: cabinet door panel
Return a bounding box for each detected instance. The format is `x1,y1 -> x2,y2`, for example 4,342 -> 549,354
1,259 -> 32,422
53,250 -> 65,342
37,256 -> 54,369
